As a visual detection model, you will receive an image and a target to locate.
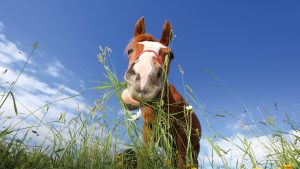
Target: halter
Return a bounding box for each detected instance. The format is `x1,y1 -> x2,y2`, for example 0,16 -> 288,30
136,49 -> 163,66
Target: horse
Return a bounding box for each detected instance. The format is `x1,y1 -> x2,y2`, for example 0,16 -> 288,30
121,17 -> 201,168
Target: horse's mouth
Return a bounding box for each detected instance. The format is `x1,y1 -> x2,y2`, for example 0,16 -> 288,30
121,88 -> 161,110
122,88 -> 140,109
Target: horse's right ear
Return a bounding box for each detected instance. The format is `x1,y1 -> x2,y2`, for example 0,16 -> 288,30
160,20 -> 172,46
134,17 -> 145,37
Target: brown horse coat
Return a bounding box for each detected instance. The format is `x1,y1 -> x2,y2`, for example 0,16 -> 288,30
142,84 -> 201,168
122,17 -> 201,168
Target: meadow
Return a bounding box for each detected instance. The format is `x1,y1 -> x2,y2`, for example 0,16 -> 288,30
0,44 -> 299,169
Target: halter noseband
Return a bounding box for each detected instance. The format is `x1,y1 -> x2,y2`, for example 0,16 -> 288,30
136,50 -> 163,66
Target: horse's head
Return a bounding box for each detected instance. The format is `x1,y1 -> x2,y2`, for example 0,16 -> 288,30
122,17 -> 174,109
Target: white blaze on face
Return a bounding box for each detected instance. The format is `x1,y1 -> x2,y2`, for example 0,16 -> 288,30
133,41 -> 167,90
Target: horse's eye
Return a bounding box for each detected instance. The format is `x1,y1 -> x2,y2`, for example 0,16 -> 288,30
168,51 -> 174,60
128,48 -> 134,55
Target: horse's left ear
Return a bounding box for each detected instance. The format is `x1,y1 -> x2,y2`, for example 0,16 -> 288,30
160,20 -> 172,46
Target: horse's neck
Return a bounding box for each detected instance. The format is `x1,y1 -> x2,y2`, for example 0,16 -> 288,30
142,83 -> 187,123
162,84 -> 187,114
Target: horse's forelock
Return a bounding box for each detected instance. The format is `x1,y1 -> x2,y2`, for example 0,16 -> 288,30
125,34 -> 157,56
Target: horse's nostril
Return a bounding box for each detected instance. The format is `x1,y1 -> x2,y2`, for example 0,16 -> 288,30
125,63 -> 137,82
128,63 -> 136,75
156,70 -> 162,79
136,73 -> 140,81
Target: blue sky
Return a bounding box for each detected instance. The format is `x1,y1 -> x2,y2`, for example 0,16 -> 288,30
1,0 -> 300,165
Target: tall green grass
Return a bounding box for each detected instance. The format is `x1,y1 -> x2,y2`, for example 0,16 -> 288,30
0,44 -> 299,169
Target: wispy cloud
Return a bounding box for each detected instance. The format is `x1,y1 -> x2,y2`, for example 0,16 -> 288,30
201,133 -> 268,166
45,59 -> 65,78
199,130 -> 300,168
0,34 -> 27,65
225,119 -> 256,133
0,21 -> 87,145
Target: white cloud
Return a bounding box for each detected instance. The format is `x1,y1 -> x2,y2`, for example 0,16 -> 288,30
45,59 -> 64,78
54,83 -> 80,95
199,131 -> 300,168
0,34 -> 27,65
0,23 -> 87,146
225,120 -> 256,133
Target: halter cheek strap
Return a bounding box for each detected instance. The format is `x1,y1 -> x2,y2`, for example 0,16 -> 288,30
136,50 -> 163,66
